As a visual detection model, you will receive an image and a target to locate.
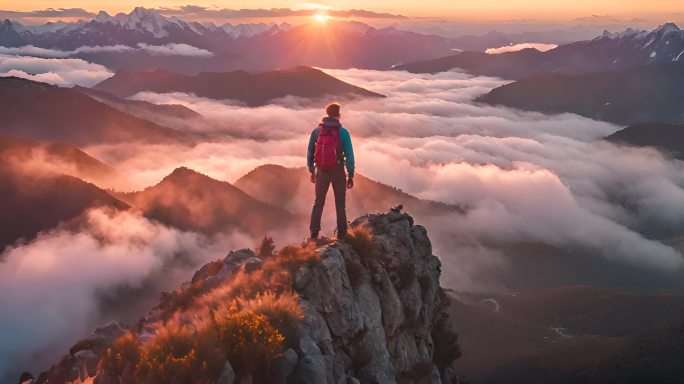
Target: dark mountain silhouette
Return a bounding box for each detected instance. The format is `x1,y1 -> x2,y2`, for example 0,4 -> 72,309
395,48 -> 548,79
605,123 -> 684,160
0,76 -> 183,146
121,167 -> 297,236
477,63 -> 684,124
0,164 -> 128,252
0,132 -> 130,190
92,66 -> 385,104
450,286 -> 684,384
234,164 -> 464,219
396,23 -> 684,79
73,86 -> 201,120
480,242 -> 684,293
76,49 -> 256,76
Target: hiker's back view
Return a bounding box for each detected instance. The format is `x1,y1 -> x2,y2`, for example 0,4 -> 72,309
307,103 -> 355,239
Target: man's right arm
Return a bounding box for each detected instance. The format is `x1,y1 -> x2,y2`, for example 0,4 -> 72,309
307,128 -> 318,174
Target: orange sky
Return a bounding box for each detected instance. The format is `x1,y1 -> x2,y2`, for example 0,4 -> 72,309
1,0 -> 683,20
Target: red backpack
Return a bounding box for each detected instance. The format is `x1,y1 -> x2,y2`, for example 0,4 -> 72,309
314,124 -> 341,170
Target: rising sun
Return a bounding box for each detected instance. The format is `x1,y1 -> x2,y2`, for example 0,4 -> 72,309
314,13 -> 330,23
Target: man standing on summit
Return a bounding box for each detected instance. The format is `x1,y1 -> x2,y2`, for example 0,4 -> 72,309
308,103 -> 355,240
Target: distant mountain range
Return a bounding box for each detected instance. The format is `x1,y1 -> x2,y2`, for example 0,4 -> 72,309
394,23 -> 684,128
397,23 -> 684,79
92,66 -> 385,104
477,63 -> 684,125
5,8 -> 292,46
0,7 -> 465,72
0,76 -> 183,145
5,9 -> 682,74
1,8 -> 237,50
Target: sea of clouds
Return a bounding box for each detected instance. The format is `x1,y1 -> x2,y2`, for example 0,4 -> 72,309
3,63 -> 684,378
0,43 -> 212,87
117,68 -> 684,272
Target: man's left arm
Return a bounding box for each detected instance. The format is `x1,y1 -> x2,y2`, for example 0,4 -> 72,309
307,128 -> 318,174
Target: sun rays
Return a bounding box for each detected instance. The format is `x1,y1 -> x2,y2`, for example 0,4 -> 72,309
313,13 -> 331,23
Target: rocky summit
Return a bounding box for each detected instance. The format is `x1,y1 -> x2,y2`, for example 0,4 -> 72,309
23,210 -> 458,384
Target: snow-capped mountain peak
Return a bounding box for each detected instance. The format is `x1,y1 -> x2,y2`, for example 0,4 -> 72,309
600,22 -> 682,41
220,22 -> 287,38
106,7 -> 173,38
594,22 -> 684,64
600,28 -> 647,40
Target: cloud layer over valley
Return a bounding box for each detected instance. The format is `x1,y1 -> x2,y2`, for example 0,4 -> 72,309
116,69 -> 684,275
0,54 -> 113,86
3,67 -> 684,379
0,43 -> 213,86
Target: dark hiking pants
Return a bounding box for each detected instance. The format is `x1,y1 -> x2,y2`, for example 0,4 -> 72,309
310,167 -> 347,235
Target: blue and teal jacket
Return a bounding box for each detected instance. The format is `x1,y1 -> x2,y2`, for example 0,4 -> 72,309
307,117 -> 355,177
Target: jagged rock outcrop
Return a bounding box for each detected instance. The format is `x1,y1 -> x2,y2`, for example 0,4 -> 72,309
290,211 -> 445,384
27,210 -> 454,384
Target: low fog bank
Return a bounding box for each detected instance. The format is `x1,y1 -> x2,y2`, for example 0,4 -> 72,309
0,54 -> 114,86
0,208 -> 251,380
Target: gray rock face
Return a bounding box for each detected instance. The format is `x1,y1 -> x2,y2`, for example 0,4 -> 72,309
291,210 -> 446,384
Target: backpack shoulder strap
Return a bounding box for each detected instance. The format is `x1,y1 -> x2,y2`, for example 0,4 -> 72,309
313,124 -> 323,140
